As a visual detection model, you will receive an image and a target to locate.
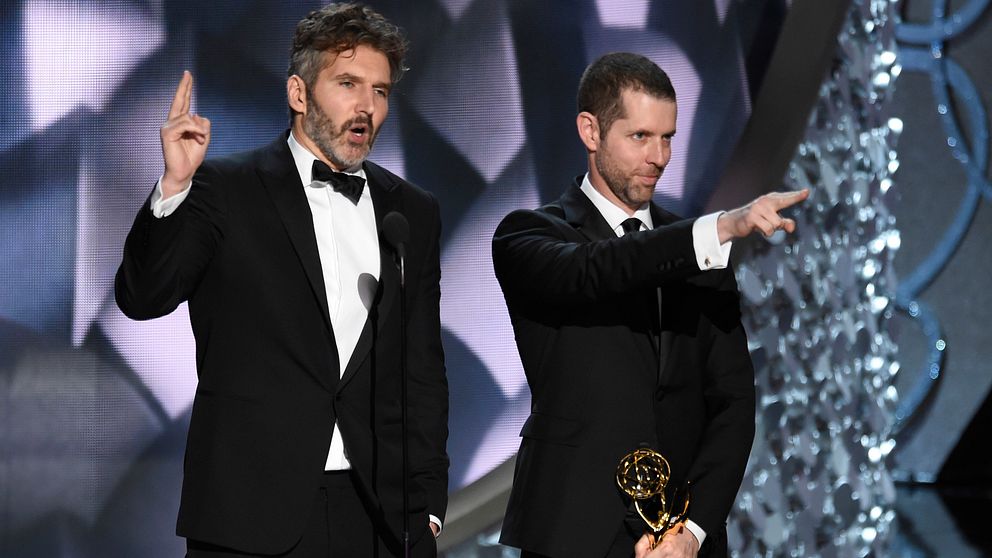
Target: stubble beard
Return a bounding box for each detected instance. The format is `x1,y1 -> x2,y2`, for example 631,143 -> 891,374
594,143 -> 657,210
304,98 -> 377,171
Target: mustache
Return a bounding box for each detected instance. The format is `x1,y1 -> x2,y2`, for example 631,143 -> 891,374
339,115 -> 373,135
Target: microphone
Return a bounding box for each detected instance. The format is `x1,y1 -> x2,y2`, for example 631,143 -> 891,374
382,211 -> 409,262
382,210 -> 411,558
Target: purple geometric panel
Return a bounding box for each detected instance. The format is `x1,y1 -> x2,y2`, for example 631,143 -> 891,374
594,0 -> 650,29
72,67 -> 197,346
369,105 -> 406,180
100,302 -> 198,420
440,145 -> 539,486
410,0 -> 524,184
438,0 -> 475,22
23,0 -> 164,131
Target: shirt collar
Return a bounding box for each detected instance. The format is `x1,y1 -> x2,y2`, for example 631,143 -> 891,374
579,173 -> 654,235
288,131 -> 367,188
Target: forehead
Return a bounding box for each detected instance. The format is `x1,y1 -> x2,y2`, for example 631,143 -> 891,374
611,89 -> 677,131
320,43 -> 391,81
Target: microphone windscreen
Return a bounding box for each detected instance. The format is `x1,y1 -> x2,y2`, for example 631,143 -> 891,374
382,211 -> 410,257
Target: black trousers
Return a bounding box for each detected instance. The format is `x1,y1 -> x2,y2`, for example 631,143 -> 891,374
186,471 -> 436,558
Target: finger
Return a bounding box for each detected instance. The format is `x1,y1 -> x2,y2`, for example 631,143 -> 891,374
163,117 -> 210,140
755,204 -> 784,230
781,217 -> 796,233
168,71 -> 191,119
755,215 -> 776,237
191,114 -> 211,133
182,71 -> 193,115
634,534 -> 653,558
769,188 -> 810,210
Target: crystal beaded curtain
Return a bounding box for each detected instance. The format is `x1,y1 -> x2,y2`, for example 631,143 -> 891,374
727,1 -> 902,556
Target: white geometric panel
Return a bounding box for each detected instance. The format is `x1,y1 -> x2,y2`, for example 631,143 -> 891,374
24,0 -> 165,131
99,302 -> 198,420
369,104 -> 405,180
595,0 -> 650,29
440,145 -> 539,399
72,71 -> 193,347
438,0 -> 475,22
715,0 -> 735,24
410,0 -> 524,184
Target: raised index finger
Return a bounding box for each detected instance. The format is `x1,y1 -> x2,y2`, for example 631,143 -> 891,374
168,71 -> 192,119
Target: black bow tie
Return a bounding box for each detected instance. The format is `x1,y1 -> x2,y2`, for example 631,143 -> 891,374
311,160 -> 366,205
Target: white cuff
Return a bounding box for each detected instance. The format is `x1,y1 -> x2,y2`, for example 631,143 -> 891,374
691,212 -> 732,270
684,518 -> 706,548
150,177 -> 192,218
429,514 -> 442,537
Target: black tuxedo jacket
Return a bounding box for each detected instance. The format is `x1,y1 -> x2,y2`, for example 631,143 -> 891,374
492,179 -> 754,558
115,134 -> 448,554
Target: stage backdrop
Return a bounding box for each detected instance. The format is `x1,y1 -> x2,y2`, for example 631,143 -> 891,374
1,1 -> 785,556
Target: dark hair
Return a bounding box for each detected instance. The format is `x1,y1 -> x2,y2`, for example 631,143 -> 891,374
288,3 -> 408,94
577,52 -> 676,136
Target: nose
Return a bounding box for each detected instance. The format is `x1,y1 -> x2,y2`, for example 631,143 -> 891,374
646,139 -> 670,168
355,85 -> 375,116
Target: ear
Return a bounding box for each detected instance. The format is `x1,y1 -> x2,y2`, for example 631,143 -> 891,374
576,111 -> 600,152
287,75 -> 307,115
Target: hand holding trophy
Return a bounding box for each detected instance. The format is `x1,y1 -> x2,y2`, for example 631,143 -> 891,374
616,448 -> 691,550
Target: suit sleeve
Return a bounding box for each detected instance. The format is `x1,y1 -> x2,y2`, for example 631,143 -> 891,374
684,268 -> 756,537
492,208 -> 700,306
406,194 -> 449,523
115,161 -> 227,320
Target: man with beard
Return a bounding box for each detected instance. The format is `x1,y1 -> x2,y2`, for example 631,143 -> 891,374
116,4 -> 447,557
493,53 -> 807,558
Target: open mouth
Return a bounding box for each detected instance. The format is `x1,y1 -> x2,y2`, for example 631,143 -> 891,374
349,123 -> 368,141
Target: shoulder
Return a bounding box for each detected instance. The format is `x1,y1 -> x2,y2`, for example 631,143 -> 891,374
494,199 -> 569,238
198,141 -> 280,182
365,161 -> 433,200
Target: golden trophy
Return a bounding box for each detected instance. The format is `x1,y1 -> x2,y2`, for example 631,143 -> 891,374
615,448 -> 690,549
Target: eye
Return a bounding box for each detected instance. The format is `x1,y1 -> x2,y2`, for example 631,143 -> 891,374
374,87 -> 389,98
340,80 -> 354,88
632,132 -> 646,140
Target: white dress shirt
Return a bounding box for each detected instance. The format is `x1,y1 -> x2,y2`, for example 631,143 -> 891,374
579,174 -> 733,547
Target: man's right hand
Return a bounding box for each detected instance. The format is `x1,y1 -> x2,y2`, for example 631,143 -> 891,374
160,71 -> 211,199
716,189 -> 810,244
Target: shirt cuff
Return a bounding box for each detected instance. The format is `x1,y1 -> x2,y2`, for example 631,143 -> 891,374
691,211 -> 732,270
150,177 -> 192,218
684,519 -> 706,548
429,514 -> 443,538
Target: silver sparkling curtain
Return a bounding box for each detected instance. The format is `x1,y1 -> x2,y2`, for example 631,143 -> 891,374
728,1 -> 902,556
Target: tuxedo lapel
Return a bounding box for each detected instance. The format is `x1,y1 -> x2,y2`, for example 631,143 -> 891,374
338,161 -> 402,390
255,135 -> 337,389
558,178 -> 616,242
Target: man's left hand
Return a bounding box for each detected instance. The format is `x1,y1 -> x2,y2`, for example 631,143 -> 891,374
634,524 -> 699,558
429,521 -> 440,538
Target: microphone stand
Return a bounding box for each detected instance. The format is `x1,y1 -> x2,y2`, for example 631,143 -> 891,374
399,247 -> 410,558
383,211 -> 411,558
